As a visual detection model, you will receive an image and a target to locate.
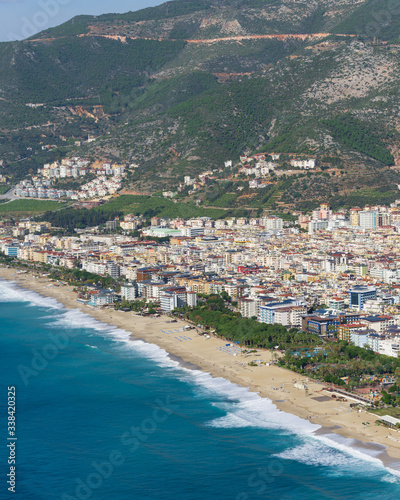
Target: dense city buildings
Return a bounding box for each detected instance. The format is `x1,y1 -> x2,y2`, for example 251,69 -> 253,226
3,199 -> 400,361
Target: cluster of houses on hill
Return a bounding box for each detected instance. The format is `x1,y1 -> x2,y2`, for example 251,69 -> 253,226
177,172 -> 216,194
173,153 -> 317,195
14,158 -> 125,200
37,158 -> 91,178
37,158 -> 126,179
15,179 -> 74,199
11,151 -> 319,202
15,177 -> 122,200
238,153 -> 316,189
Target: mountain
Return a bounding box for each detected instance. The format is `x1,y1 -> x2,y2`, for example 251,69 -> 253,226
1,0 -> 400,210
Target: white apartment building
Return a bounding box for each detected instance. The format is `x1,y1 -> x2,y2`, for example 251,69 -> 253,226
379,337 -> 400,358
239,298 -> 257,318
262,216 -> 283,231
121,283 -> 138,301
290,159 -> 316,169
359,210 -> 378,229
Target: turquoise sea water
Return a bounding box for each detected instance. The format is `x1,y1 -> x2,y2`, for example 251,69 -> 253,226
2,279 -> 400,500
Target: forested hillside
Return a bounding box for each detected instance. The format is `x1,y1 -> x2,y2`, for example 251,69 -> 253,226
1,0 -> 400,207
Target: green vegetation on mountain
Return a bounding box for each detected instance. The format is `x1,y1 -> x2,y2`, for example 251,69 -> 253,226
332,0 -> 400,41
329,188 -> 399,210
126,71 -> 219,115
168,76 -> 273,161
207,193 -> 238,207
324,115 -> 395,166
9,37 -> 186,103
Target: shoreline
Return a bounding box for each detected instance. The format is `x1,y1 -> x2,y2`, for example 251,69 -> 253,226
2,266 -> 400,471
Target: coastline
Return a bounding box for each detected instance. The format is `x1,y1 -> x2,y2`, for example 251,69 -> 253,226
2,266 -> 400,471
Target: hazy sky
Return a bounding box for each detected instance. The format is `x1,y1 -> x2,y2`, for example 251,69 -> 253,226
0,0 -> 164,42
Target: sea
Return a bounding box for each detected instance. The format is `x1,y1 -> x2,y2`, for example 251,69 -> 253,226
2,279 -> 400,500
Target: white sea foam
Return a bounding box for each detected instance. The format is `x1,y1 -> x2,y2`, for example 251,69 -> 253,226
0,279 -> 61,309
206,397 -> 318,433
127,339 -> 181,369
381,474 -> 399,483
46,306 -> 184,370
275,433 -> 400,480
318,433 -> 400,478
48,308 -> 118,332
277,439 -> 377,469
1,278 -> 400,480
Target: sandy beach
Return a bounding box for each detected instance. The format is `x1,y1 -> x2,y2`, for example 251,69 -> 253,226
2,265 -> 400,469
